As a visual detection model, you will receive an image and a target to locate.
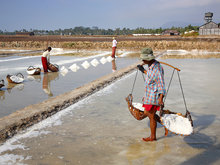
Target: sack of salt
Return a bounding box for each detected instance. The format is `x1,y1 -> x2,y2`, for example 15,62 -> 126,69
161,114 -> 193,136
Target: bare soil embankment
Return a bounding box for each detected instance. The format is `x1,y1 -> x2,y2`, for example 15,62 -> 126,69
0,35 -> 220,51
0,62 -> 139,143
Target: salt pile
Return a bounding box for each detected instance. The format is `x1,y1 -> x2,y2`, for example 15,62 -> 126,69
106,56 -> 113,62
81,61 -> 90,69
90,59 -> 99,67
132,102 -> 145,111
161,114 -> 193,135
10,76 -> 24,83
100,57 -> 107,64
69,64 -> 80,72
60,66 -> 68,76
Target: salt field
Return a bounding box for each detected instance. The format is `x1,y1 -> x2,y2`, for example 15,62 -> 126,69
0,57 -> 220,165
0,49 -> 138,117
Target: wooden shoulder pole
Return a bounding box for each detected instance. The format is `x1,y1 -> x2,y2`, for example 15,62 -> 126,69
158,61 -> 181,71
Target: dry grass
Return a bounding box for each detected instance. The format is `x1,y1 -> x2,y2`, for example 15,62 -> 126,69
0,39 -> 220,51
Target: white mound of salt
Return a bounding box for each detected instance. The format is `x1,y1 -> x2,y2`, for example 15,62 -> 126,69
81,61 -> 90,69
69,63 -> 80,72
106,56 -> 113,62
10,75 -> 24,83
90,59 -> 99,67
100,57 -> 107,64
60,66 -> 68,76
161,114 -> 193,135
132,102 -> 145,112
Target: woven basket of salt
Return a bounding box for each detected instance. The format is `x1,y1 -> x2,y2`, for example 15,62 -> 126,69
26,66 -> 41,75
0,79 -> 4,88
160,110 -> 193,136
48,63 -> 59,72
6,73 -> 24,84
125,94 -> 193,136
125,94 -> 147,120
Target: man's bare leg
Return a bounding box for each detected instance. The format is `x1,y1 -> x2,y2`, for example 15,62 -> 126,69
142,109 -> 157,142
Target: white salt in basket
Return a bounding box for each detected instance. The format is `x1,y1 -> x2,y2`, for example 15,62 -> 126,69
132,102 -> 193,136
132,102 -> 145,111
161,114 -> 193,136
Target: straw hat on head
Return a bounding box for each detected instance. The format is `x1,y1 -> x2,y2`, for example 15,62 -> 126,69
140,47 -> 155,61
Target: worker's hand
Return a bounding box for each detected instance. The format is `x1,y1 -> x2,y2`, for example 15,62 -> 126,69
137,65 -> 145,73
158,94 -> 164,106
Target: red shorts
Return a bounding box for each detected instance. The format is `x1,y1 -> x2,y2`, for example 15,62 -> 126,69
142,104 -> 160,111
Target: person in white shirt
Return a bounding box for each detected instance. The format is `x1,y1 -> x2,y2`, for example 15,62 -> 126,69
112,37 -> 117,58
41,47 -> 52,72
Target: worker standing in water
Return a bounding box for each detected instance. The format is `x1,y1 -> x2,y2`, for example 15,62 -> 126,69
137,47 -> 168,142
41,47 -> 52,73
111,37 -> 117,58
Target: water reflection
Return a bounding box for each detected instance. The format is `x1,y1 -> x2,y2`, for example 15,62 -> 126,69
42,72 -> 59,97
125,139 -> 170,165
27,75 -> 42,82
7,83 -> 24,93
112,59 -> 117,72
0,82 -> 25,100
0,90 -> 5,100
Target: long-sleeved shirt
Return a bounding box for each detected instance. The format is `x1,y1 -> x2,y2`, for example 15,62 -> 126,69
142,60 -> 166,105
42,50 -> 50,63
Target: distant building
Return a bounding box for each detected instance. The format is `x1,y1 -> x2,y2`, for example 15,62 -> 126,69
16,32 -> 35,36
162,30 -> 180,36
199,12 -> 220,35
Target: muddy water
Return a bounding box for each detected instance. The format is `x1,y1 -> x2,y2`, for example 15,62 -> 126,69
0,58 -> 220,165
0,52 -> 138,117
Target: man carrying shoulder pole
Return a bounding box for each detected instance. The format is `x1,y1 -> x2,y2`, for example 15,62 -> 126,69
137,47 -> 168,142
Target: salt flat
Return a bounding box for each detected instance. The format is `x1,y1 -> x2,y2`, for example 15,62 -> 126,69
0,50 -> 137,117
1,58 -> 220,165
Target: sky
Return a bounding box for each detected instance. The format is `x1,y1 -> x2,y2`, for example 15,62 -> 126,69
0,0 -> 220,31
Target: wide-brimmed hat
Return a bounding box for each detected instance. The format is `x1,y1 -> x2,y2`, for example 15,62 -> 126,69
140,48 -> 155,61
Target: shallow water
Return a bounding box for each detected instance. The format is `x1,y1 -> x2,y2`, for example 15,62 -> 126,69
0,51 -> 138,117
0,58 -> 220,165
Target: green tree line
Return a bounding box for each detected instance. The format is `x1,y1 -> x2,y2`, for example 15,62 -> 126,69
0,25 -> 200,35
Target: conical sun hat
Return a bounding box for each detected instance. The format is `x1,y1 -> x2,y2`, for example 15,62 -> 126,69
140,47 -> 155,61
